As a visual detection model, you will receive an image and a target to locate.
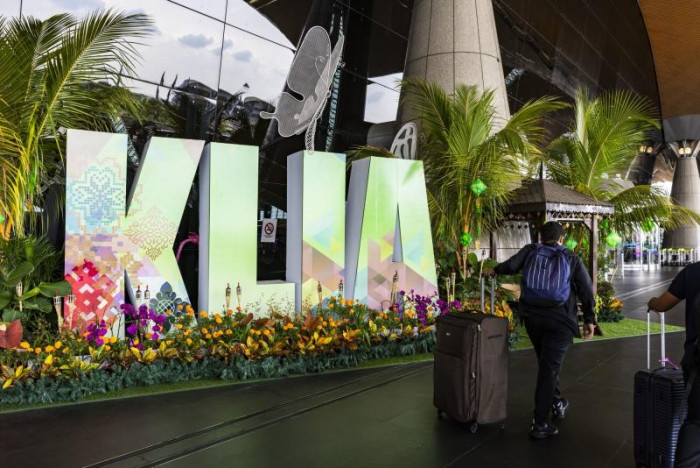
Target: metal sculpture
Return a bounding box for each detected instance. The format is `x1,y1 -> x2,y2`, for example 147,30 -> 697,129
261,26 -> 344,152
390,122 -> 418,159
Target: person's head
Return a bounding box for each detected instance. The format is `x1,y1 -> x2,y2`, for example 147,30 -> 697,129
541,221 -> 564,246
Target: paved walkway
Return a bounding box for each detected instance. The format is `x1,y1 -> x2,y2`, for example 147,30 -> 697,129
0,267 -> 690,468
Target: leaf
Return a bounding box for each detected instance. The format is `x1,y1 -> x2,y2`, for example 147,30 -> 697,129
3,261 -> 34,287
2,310 -> 25,322
0,291 -> 10,310
37,280 -> 72,297
129,347 -> 141,361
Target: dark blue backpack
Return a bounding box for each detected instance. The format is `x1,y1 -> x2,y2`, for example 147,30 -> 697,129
521,244 -> 572,307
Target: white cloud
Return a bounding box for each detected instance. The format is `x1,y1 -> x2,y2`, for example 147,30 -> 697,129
233,50 -> 253,62
179,33 -> 214,49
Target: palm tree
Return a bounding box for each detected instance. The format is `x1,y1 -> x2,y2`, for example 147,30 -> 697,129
545,88 -> 700,237
0,10 -> 153,236
399,78 -> 565,269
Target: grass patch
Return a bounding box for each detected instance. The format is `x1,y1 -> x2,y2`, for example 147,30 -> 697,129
511,317 -> 684,351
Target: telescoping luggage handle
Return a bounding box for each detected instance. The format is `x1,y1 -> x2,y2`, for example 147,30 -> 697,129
480,276 -> 496,314
646,308 -> 668,370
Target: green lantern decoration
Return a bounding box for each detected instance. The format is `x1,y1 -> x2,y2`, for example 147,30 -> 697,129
601,218 -> 610,231
460,231 -> 473,247
605,231 -> 622,248
642,219 -> 655,233
564,237 -> 578,250
470,179 -> 487,196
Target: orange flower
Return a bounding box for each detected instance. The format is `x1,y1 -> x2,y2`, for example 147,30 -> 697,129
19,342 -> 30,350
54,341 -> 63,349
201,328 -> 209,334
205,334 -> 212,339
226,309 -> 233,316
225,329 -> 232,335
187,310 -> 195,317
199,311 -> 208,318
34,348 -> 41,355
186,338 -> 193,345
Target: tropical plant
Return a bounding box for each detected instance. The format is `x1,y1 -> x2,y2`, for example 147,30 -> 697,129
0,10 -> 153,236
545,88 -> 700,236
397,78 -> 566,268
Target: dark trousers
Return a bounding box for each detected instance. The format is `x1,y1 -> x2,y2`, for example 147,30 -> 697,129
523,315 -> 574,425
676,370 -> 700,467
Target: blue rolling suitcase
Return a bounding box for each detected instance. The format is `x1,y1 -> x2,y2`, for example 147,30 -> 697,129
633,311 -> 688,467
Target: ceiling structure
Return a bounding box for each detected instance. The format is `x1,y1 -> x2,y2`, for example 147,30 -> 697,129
638,0 -> 700,142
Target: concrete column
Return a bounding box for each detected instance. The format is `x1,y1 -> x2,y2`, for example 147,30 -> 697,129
663,141 -> 700,250
399,0 -> 510,127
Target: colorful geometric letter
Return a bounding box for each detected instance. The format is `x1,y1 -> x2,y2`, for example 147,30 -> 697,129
345,157 -> 438,309
65,130 -> 203,332
286,151 -> 346,310
199,143 -> 295,313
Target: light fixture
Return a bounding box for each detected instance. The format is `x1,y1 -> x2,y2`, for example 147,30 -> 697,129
639,145 -> 646,153
646,146 -> 653,154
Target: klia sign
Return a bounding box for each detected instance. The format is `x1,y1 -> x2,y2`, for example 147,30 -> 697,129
65,130 -> 437,331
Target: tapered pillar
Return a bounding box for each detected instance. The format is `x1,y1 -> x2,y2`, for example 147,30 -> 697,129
663,141 -> 700,250
399,0 -> 510,128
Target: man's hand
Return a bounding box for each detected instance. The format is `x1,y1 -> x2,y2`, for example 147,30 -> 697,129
582,323 -> 596,341
482,267 -> 495,278
648,292 -> 681,313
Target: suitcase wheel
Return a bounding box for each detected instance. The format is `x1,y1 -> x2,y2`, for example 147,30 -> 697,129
469,422 -> 478,434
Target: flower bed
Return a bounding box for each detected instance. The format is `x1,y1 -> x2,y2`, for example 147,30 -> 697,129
0,298 -> 438,406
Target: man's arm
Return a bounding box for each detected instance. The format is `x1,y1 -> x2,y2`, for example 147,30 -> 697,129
648,292 -> 682,312
571,258 -> 596,324
492,245 -> 534,276
648,267 -> 686,313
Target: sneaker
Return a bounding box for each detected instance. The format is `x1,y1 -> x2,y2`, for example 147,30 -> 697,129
552,398 -> 569,420
529,421 -> 559,439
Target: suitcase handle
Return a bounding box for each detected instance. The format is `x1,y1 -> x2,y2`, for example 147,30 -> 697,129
646,308 -> 666,370
480,276 -> 497,314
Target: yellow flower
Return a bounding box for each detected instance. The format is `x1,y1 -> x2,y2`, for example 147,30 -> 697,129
215,317 -> 223,325
110,336 -> 118,344
184,329 -> 191,336
225,329 -> 232,335
214,313 -> 222,319
54,341 -> 63,349
44,345 -> 55,353
202,327 -> 209,334
146,333 -> 153,340
105,345 -> 111,351
166,340 -> 174,345
62,348 -> 69,355
34,348 -> 41,355
263,329 -> 271,336
206,334 -> 212,339
176,323 -> 183,330
19,342 -> 30,350
186,338 -> 193,345
166,309 -> 173,316
133,339 -> 140,346
329,303 -> 334,309
44,355 -> 53,365
199,311 -> 208,318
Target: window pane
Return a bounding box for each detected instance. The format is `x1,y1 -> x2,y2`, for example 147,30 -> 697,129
364,73 -> 402,124
168,0 -> 226,20
219,26 -> 294,104
226,0 -> 295,49
22,0 -> 225,92
0,0 -> 20,18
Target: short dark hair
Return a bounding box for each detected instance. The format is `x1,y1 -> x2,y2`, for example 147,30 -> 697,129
541,221 -> 564,244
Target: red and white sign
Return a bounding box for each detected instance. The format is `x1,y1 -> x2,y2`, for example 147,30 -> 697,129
261,218 -> 277,243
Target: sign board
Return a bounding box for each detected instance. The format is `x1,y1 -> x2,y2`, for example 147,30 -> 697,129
261,218 -> 277,243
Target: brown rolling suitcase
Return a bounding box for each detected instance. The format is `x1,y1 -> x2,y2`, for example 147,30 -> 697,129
434,277 -> 509,433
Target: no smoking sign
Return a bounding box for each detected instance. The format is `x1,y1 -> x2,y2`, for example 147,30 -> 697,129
261,218 -> 277,243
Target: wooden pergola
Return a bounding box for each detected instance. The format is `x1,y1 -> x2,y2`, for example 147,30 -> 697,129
491,179 -> 615,292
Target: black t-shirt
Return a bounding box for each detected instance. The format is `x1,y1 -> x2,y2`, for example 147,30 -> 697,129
667,263 -> 700,368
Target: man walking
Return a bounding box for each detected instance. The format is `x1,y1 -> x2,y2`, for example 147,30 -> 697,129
648,264 -> 700,467
486,221 -> 596,439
